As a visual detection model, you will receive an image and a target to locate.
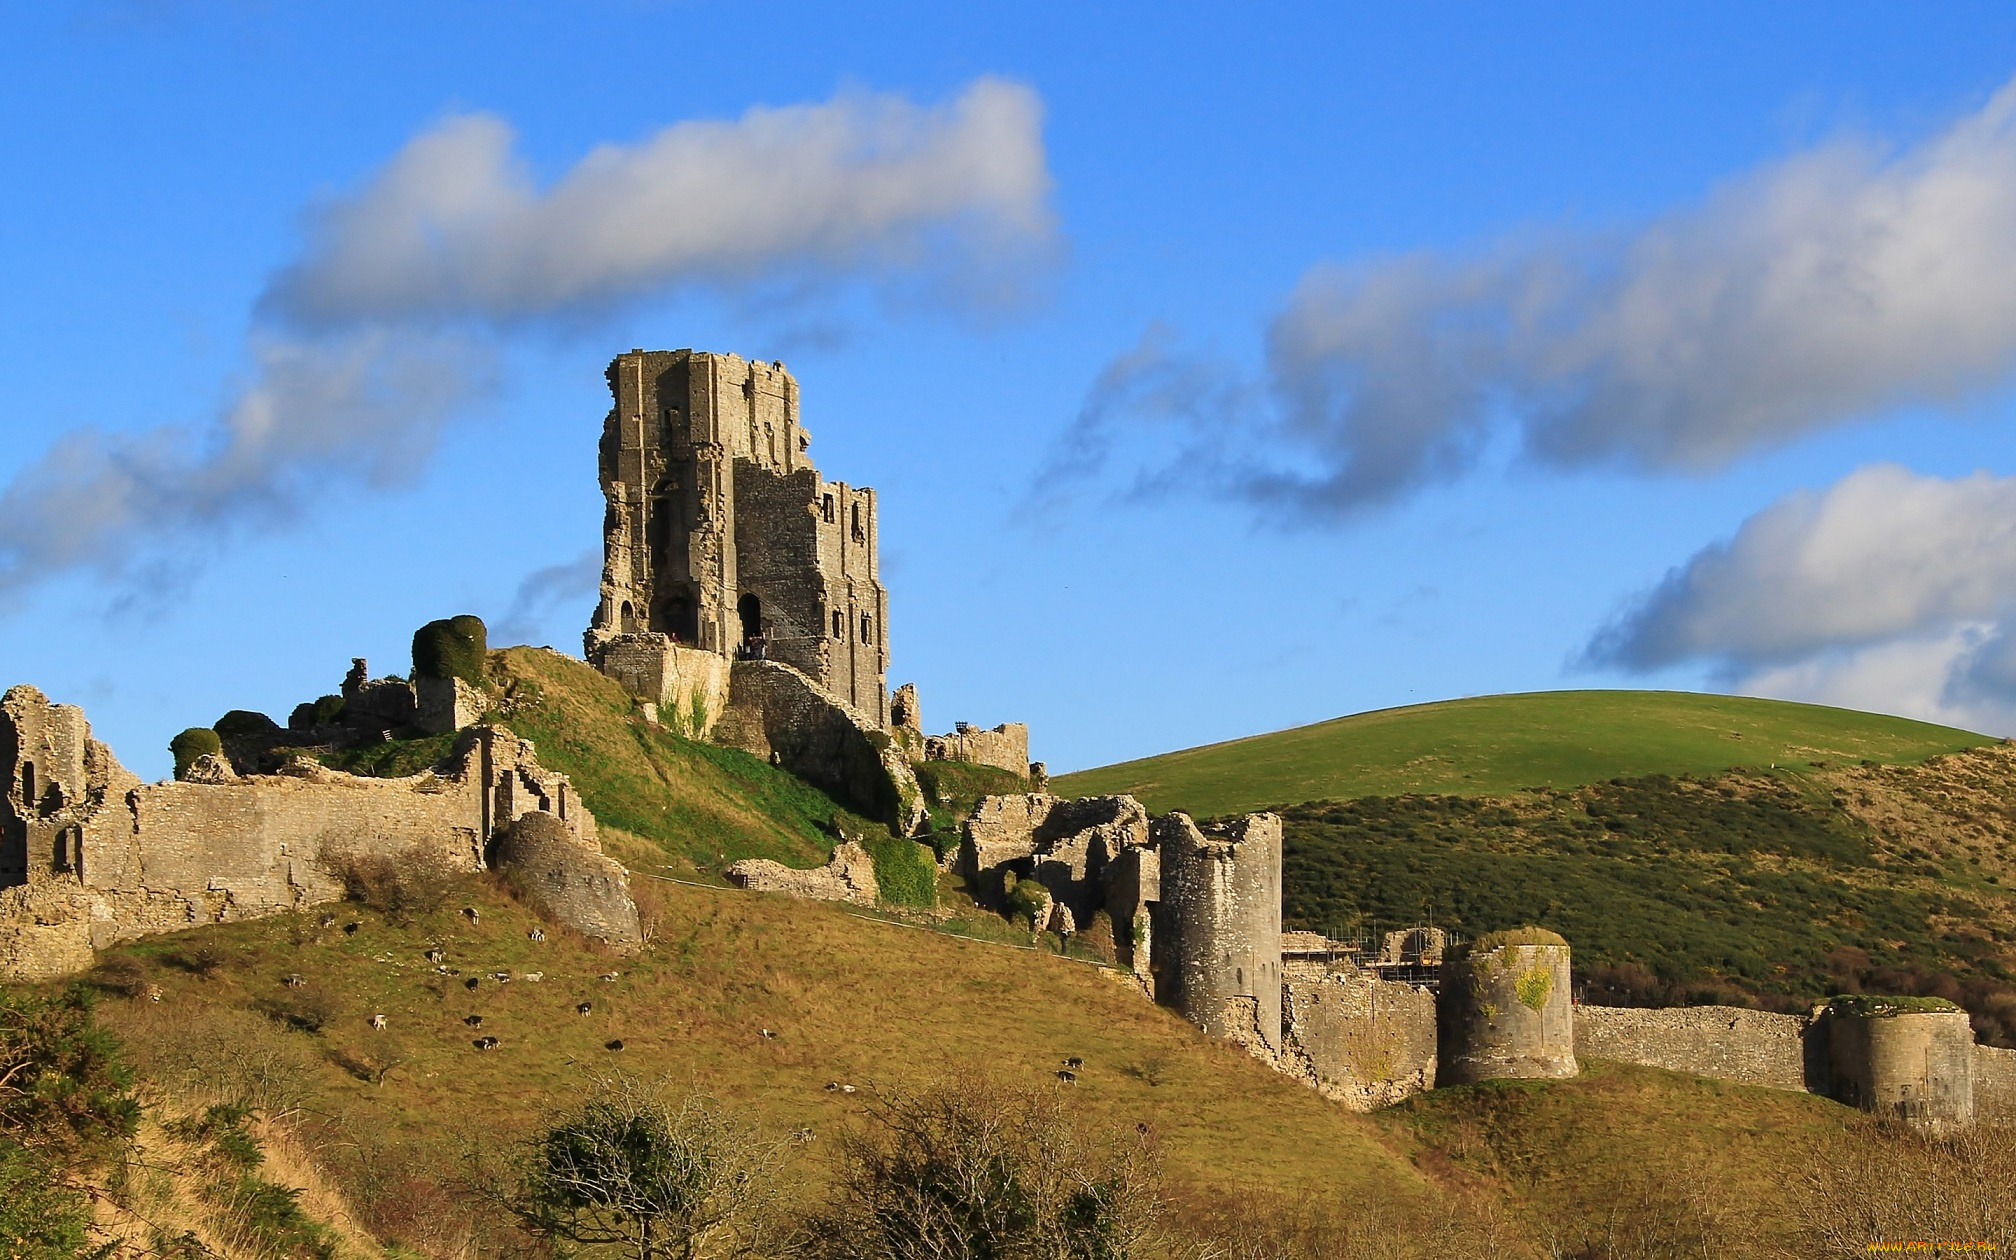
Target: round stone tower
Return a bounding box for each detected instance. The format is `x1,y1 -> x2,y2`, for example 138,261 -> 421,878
1152,811 -> 1282,1057
1439,928 -> 1577,1084
1824,996 -> 1975,1131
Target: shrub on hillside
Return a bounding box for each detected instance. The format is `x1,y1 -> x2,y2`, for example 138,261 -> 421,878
413,614 -> 488,686
169,727 -> 222,779
214,709 -> 280,740
288,694 -> 347,731
318,845 -> 459,925
483,1074 -> 799,1260
811,1078 -> 1166,1259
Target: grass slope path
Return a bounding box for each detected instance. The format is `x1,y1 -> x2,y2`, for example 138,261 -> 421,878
1056,690 -> 1991,817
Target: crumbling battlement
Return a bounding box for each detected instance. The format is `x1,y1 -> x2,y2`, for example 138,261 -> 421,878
0,686 -> 633,980
922,721 -> 1031,779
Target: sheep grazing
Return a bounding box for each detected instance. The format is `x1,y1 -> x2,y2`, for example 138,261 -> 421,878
473,1036 -> 499,1051
599,972 -> 620,982
760,1028 -> 776,1039
282,974 -> 306,989
841,1084 -> 857,1094
576,1002 -> 593,1016
491,972 -> 512,984
527,928 -> 545,942
1063,1056 -> 1084,1069
522,972 -> 543,982
464,977 -> 480,990
1055,1070 -> 1077,1085
369,1014 -> 387,1031
343,922 -> 360,935
424,948 -> 446,964
464,1015 -> 484,1027
462,907 -> 480,921
605,1039 -> 625,1052
318,913 -> 337,928
824,1082 -> 840,1092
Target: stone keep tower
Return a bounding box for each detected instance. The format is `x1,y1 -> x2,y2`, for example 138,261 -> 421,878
586,350 -> 891,723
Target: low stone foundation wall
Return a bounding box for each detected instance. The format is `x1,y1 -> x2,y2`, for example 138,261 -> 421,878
724,841 -> 879,906
1575,1004 -> 1812,1092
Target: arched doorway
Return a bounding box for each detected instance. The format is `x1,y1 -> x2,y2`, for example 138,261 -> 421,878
619,600 -> 638,633
663,594 -> 698,644
738,593 -> 762,649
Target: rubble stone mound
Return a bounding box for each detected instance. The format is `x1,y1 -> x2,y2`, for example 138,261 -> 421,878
491,812 -> 643,951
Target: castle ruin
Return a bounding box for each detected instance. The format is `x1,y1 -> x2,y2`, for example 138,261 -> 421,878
953,787 -> 2016,1128
582,350 -> 1036,829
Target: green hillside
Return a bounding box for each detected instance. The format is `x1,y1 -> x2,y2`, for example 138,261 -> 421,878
1055,689 -> 1992,817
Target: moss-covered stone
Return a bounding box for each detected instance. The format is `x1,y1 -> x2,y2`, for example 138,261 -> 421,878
412,615 -> 488,686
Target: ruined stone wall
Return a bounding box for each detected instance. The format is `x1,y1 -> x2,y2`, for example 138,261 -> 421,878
712,659 -> 925,835
923,723 -> 1029,778
1,687 -> 627,978
491,812 -> 642,949
588,634 -> 733,736
1574,1004 -> 1811,1091
725,840 -> 879,907
1281,965 -> 1438,1110
1154,812 -> 1283,1056
2,685 -> 139,890
814,481 -> 886,723
1977,1044 -> 2016,1115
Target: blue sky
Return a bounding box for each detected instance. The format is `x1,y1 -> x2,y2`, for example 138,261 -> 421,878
7,2 -> 2016,780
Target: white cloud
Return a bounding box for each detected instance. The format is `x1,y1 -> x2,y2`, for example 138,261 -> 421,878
0,333 -> 488,595
1587,464 -> 2016,736
1736,628 -> 2016,736
264,77 -> 1054,326
1065,77 -> 2016,515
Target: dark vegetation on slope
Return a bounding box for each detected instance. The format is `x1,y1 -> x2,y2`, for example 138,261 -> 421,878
1274,765 -> 2016,1045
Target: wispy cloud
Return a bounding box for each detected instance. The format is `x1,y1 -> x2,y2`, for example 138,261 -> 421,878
0,77 -> 1055,606
263,78 -> 1054,327
1585,463 -> 2016,734
491,549 -> 600,647
0,332 -> 489,595
1062,77 -> 2016,516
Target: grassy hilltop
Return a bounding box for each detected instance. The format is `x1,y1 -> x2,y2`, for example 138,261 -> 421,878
1053,689 -> 1991,818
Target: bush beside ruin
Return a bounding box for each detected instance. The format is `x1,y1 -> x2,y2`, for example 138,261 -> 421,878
412,614 -> 488,686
